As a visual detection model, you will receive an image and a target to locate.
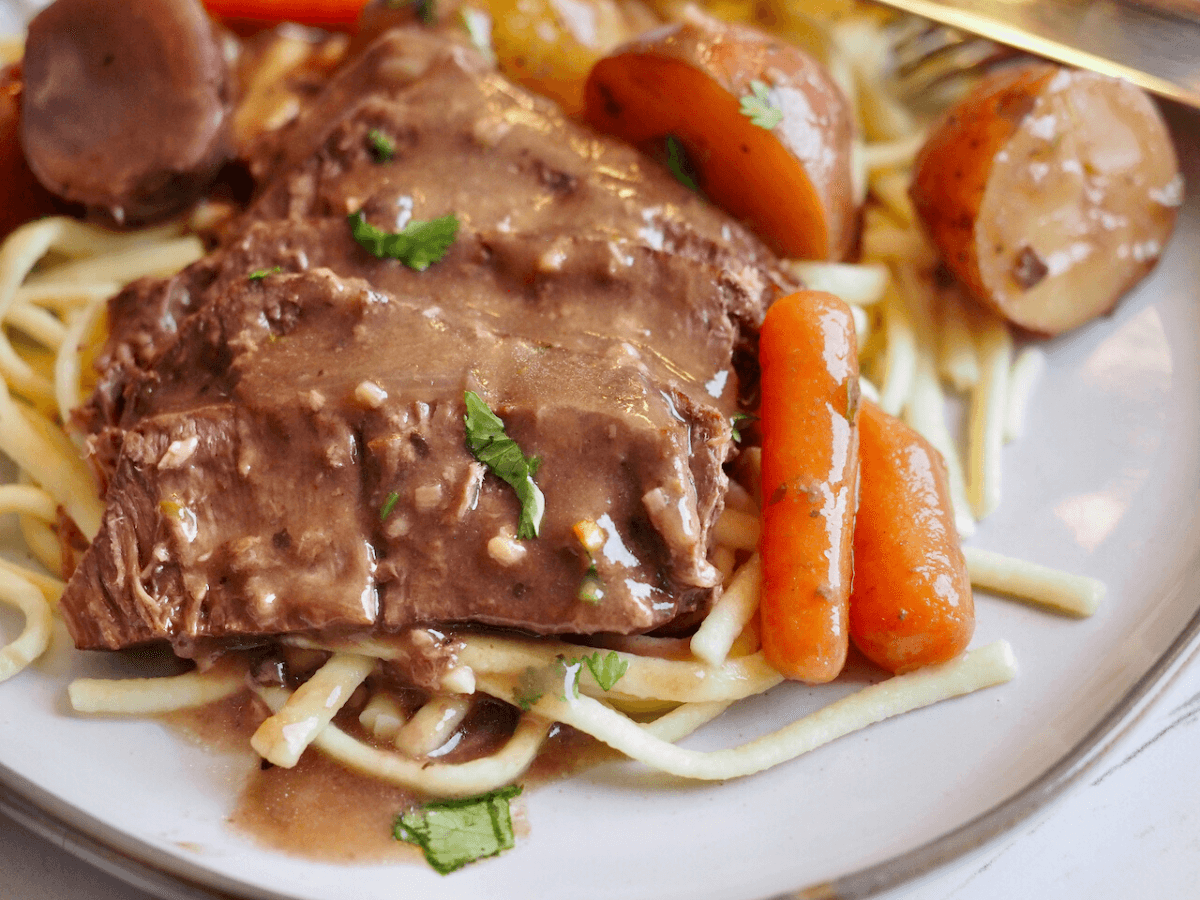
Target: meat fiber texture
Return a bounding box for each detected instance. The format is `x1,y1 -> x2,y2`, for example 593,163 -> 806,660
60,28 -> 786,655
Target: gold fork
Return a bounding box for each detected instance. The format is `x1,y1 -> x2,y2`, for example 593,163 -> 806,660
886,16 -> 1018,105
872,0 -> 1200,109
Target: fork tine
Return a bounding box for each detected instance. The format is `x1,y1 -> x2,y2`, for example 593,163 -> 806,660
889,24 -> 1017,102
890,22 -> 976,76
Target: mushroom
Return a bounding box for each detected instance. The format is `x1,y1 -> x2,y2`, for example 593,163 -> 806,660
20,0 -> 233,224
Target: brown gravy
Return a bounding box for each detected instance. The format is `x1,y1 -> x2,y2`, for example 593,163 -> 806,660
166,689 -> 618,864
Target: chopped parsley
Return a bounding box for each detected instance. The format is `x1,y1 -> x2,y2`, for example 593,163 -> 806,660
558,657 -> 583,701
740,80 -> 783,130
578,563 -> 604,604
248,266 -> 282,281
380,490 -> 399,521
366,129 -> 395,162
513,657 -> 586,710
513,666 -> 545,711
463,391 -> 544,539
459,6 -> 497,65
730,412 -> 758,442
385,0 -> 436,24
664,135 -> 699,192
580,650 -> 627,691
394,785 -> 522,874
348,210 -> 459,271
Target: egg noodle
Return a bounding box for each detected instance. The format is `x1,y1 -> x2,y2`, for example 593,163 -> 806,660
0,3 -> 1106,799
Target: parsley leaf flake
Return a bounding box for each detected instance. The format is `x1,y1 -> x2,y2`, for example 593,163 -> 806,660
348,210 -> 459,271
730,412 -> 758,443
578,563 -> 604,604
580,650 -> 628,691
463,391 -> 544,539
367,129 -> 395,162
740,80 -> 783,130
557,656 -> 582,701
664,135 -> 699,192
513,666 -> 545,710
385,0 -> 436,24
248,266 -> 282,281
394,785 -> 522,874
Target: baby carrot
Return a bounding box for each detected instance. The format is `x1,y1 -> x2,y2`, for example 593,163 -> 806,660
201,0 -> 366,26
758,290 -> 860,683
849,401 -> 974,674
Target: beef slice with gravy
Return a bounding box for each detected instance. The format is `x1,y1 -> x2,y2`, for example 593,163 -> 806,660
59,28 -> 785,655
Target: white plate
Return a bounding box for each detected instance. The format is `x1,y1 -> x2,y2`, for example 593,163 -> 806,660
2,14 -> 1200,900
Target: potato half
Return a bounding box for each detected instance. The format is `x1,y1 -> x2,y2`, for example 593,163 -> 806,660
911,63 -> 1181,335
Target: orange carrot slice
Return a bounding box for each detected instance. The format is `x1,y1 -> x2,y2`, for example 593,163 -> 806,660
758,290 -> 860,683
201,0 -> 366,26
584,12 -> 856,261
849,401 -> 974,674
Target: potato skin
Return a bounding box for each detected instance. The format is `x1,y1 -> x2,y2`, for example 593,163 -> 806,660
585,11 -> 857,260
911,62 -> 1182,335
910,63 -> 1055,297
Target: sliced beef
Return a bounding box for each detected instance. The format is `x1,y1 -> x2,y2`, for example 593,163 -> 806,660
60,27 -> 787,656
65,270 -> 727,647
67,402 -> 377,650
245,33 -> 776,293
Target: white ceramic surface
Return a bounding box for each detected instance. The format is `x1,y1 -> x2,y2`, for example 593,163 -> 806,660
7,633 -> 1200,900
1,8 -> 1199,899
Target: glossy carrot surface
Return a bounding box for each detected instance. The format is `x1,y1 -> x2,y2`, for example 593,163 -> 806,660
202,0 -> 366,25
584,16 -> 855,260
849,401 -> 974,674
758,290 -> 860,683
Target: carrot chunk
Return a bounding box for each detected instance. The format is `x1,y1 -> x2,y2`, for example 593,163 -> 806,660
758,290 -> 860,683
849,401 -> 974,674
201,0 -> 366,26
584,12 -> 856,260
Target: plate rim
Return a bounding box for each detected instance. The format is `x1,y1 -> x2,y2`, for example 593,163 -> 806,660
3,2 -> 1200,896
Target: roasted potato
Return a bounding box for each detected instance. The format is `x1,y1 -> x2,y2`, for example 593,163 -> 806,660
584,9 -> 857,260
911,62 -> 1181,335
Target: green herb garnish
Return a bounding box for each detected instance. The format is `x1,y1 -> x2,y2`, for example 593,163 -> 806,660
463,391 -> 544,539
385,0 -> 436,23
740,80 -> 782,130
578,563 -> 604,604
580,650 -> 627,691
380,490 -> 399,521
513,666 -> 545,711
348,210 -> 459,271
394,785 -> 522,874
248,266 -> 282,281
514,657 -> 585,710
459,6 -> 496,64
730,412 -> 758,443
367,129 -> 395,162
664,135 -> 699,192
557,656 -> 582,701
